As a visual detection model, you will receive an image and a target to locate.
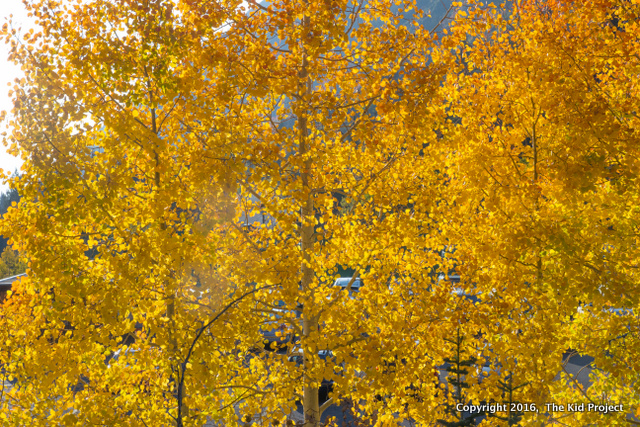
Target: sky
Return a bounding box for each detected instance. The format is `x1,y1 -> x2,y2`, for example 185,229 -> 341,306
0,0 -> 28,192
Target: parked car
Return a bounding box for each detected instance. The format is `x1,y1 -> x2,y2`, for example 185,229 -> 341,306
288,349 -> 336,403
261,300 -> 300,352
262,321 -> 295,352
332,277 -> 363,298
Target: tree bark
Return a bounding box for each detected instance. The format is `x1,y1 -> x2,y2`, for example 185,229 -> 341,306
297,6 -> 321,427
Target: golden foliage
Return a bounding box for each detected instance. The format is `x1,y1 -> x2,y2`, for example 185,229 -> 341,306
0,0 -> 638,426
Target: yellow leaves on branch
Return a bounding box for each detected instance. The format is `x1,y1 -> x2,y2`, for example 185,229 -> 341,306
0,0 -> 638,426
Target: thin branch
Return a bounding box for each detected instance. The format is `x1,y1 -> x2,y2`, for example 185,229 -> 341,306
175,284 -> 275,426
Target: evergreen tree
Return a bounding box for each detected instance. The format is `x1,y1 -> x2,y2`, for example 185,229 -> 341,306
0,248 -> 27,278
437,328 -> 482,427
0,188 -> 19,217
0,184 -> 20,263
491,375 -> 528,427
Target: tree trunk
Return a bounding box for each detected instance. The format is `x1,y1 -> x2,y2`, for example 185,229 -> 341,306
297,6 -> 320,425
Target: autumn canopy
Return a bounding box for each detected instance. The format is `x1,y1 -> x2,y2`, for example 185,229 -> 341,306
0,0 -> 638,426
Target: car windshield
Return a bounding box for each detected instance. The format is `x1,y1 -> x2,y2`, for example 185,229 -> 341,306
334,278 -> 361,289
